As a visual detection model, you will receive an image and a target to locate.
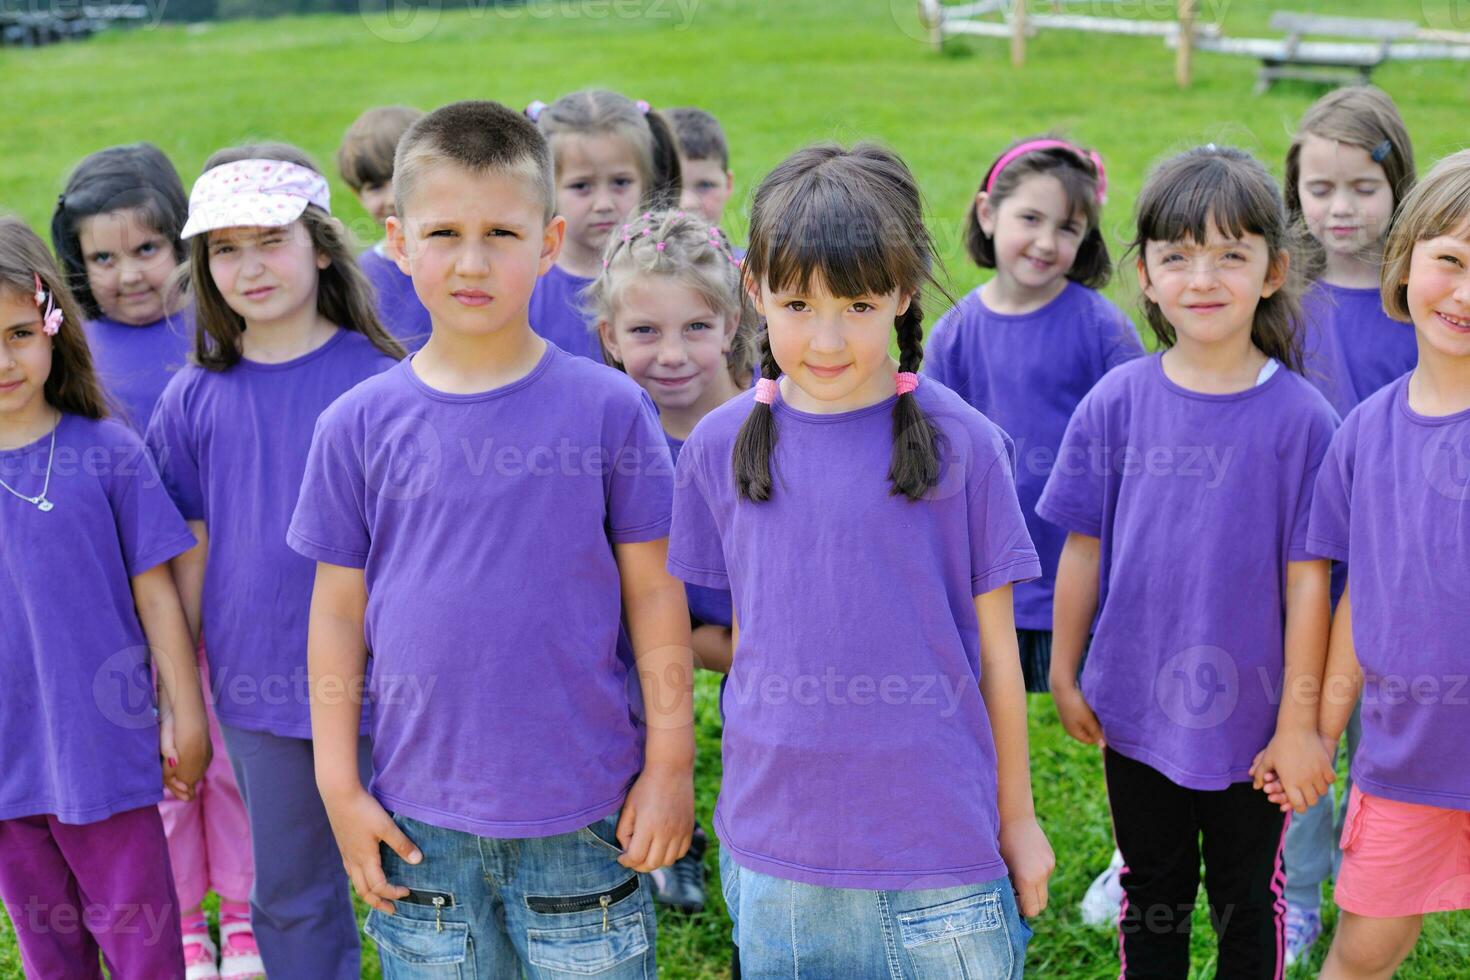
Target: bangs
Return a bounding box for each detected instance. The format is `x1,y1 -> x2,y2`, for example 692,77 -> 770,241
1138,157 -> 1277,247
750,177 -> 913,299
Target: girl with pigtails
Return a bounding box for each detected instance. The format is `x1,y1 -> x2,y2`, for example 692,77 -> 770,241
667,143 -> 1051,977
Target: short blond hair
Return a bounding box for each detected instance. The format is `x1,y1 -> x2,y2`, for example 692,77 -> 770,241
1381,150 -> 1470,322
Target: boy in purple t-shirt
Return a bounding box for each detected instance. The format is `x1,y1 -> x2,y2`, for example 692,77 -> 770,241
290,101 -> 695,980
1264,150 -> 1470,980
338,105 -> 433,351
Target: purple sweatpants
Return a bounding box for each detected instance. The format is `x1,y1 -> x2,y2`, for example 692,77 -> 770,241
0,805 -> 183,979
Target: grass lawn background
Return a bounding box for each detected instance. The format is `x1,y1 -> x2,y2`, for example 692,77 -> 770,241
3,1 -> 1469,975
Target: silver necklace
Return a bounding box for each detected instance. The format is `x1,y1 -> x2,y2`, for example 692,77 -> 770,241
0,426 -> 57,512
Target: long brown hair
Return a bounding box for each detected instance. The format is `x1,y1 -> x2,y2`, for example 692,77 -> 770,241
1128,146 -> 1305,373
737,142 -> 945,503
0,216 -> 109,419
182,143 -> 404,371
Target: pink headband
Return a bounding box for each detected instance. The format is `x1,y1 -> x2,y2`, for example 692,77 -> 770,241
985,139 -> 1107,205
33,274 -> 61,337
181,159 -> 332,240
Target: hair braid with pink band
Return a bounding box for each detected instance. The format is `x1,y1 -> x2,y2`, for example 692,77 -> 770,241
985,139 -> 1108,205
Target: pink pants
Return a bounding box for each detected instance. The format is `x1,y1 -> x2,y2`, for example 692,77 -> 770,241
158,648 -> 254,910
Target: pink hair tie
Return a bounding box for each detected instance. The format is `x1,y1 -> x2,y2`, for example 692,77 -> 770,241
985,139 -> 1108,205
525,100 -> 548,122
655,241 -> 666,252
895,372 -> 919,396
754,378 -> 778,405
635,99 -> 651,115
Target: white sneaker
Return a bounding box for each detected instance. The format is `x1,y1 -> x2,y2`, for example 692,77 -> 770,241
1080,849 -> 1125,927
218,919 -> 266,980
183,931 -> 219,980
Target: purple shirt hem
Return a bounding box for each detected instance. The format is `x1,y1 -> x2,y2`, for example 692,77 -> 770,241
1,788 -> 164,827
375,789 -> 626,840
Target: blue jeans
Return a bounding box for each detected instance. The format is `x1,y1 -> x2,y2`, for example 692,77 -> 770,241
719,848 -> 1031,979
366,813 -> 657,979
1282,702 -> 1363,911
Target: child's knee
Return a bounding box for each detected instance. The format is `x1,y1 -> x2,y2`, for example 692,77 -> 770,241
1327,913 -> 1421,976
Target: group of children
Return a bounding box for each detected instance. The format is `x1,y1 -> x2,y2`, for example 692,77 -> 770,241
0,80 -> 1464,980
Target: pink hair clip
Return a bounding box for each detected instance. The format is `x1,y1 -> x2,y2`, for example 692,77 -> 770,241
655,241 -> 666,252
32,274 -> 61,337
895,372 -> 919,396
525,100 -> 547,122
754,378 -> 778,405
635,99 -> 651,115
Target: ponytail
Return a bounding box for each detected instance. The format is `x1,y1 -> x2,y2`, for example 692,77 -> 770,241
732,330 -> 783,501
642,108 -> 684,210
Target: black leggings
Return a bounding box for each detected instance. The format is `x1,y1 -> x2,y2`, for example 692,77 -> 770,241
1104,748 -> 1288,979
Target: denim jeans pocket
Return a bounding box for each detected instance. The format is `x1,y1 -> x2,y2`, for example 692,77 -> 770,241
895,889 -> 1015,979
577,815 -> 625,857
525,874 -> 650,976
366,906 -> 476,980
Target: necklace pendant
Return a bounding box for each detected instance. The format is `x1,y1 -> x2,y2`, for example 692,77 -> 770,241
35,498 -> 53,512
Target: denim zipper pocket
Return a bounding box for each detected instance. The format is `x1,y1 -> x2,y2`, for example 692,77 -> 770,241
525,875 -> 640,931
400,888 -> 455,932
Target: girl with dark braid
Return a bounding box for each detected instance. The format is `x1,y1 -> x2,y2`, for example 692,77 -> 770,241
667,142 -> 1052,977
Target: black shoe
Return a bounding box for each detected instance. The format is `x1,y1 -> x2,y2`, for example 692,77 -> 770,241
651,831 -> 707,913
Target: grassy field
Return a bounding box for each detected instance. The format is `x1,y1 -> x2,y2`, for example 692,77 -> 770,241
3,0 -> 1470,976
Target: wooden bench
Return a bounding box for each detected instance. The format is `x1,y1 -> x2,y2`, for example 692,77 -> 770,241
1,4 -> 148,47
1252,12 -> 1420,94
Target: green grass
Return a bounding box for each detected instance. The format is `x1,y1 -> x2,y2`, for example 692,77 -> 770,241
3,1 -> 1470,975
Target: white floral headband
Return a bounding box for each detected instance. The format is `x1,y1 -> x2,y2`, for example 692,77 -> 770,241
33,274 -> 61,336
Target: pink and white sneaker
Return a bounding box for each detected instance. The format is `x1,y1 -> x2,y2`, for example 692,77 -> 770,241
218,919 -> 265,980
183,931 -> 220,980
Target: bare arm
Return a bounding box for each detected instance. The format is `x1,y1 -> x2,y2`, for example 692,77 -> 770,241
976,585 -> 1055,917
613,538 -> 696,872
1318,583 -> 1360,744
132,562 -> 209,800
691,624 -> 734,674
1250,560 -> 1334,812
1049,532 -> 1104,745
170,520 -> 208,644
307,562 -> 419,914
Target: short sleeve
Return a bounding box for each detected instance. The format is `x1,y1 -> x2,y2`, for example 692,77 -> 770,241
144,377 -> 205,521
1288,403 -> 1340,562
106,429 -> 196,576
606,391 -> 673,543
1036,392 -> 1108,537
1098,300 -> 1145,374
668,437 -> 729,590
287,407 -> 371,568
967,427 -> 1042,595
1306,418 -> 1356,563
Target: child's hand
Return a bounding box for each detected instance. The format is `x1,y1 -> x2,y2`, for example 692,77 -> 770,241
1051,683 -> 1105,748
165,706 -> 211,801
616,762 -> 694,873
1250,729 -> 1334,813
320,786 -> 421,914
999,815 -> 1055,918
1254,732 -> 1337,811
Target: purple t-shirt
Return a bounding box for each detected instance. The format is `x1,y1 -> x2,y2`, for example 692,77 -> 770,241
287,345 -> 674,837
146,330 -> 397,738
1036,355 -> 1338,790
1300,281 -> 1417,418
665,434 -> 732,628
668,382 -> 1041,889
1306,374 -> 1470,811
1,415 -> 195,824
84,309 -> 195,433
360,245 -> 431,352
528,264 -> 600,361
924,282 -> 1143,630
